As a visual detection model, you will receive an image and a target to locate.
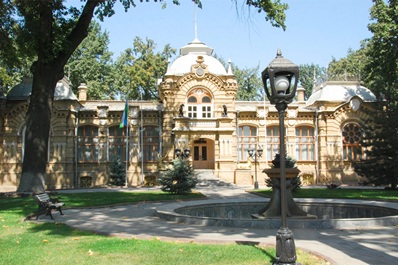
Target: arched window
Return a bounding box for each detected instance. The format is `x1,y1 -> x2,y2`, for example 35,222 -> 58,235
143,126 -> 160,162
78,125 -> 99,162
109,126 -> 128,162
295,126 -> 315,160
238,125 -> 257,160
186,88 -> 213,118
266,126 -> 280,160
342,123 -> 364,161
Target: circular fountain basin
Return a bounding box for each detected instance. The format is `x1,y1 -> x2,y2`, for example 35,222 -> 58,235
155,198 -> 398,229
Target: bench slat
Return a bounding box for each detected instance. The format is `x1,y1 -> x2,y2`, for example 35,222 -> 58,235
34,193 -> 65,220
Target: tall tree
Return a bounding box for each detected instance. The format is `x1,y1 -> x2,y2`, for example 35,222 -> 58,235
114,37 -> 175,100
0,0 -> 288,193
214,55 -> 263,101
354,0 -> 398,189
66,21 -> 115,100
327,44 -> 368,82
298,64 -> 326,100
234,65 -> 264,101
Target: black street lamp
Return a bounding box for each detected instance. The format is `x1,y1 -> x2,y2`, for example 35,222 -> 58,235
247,147 -> 263,189
175,148 -> 190,159
262,49 -> 300,265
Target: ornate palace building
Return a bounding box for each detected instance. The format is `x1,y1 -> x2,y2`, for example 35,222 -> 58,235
0,38 -> 376,191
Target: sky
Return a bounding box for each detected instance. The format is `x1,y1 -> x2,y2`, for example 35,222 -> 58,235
91,0 -> 373,70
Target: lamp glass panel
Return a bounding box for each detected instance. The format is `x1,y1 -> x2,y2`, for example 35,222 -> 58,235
275,76 -> 289,93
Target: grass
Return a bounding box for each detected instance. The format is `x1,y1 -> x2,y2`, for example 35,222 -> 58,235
0,191 -> 331,265
251,187 -> 398,201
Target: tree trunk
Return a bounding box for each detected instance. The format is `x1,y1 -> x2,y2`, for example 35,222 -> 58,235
15,0 -> 99,193
17,63 -> 61,193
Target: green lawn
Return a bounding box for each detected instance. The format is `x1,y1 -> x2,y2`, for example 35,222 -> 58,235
0,190 -> 335,265
251,188 -> 398,201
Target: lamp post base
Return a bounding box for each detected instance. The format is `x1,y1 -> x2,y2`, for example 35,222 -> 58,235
254,181 -> 259,189
274,227 -> 301,265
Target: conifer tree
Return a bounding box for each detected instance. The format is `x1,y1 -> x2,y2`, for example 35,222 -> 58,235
159,159 -> 197,195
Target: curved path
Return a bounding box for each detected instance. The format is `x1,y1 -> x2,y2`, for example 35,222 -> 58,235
38,186 -> 398,265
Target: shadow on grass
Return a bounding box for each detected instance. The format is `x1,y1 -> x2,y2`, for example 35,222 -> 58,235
236,240 -> 276,263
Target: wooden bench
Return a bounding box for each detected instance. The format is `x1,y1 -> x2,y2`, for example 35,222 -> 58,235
34,193 -> 65,220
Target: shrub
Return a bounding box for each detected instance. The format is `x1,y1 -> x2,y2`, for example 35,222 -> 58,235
265,153 -> 302,192
159,158 -> 197,194
108,157 -> 126,186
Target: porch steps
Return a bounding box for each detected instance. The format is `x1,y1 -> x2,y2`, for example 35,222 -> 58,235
194,170 -> 233,188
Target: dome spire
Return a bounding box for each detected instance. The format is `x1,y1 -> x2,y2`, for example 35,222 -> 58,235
227,59 -> 234,75
194,1 -> 198,41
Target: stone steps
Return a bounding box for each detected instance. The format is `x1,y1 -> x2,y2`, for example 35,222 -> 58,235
194,170 -> 234,188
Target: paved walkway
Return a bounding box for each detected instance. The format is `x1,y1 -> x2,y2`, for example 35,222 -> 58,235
38,185 -> 398,265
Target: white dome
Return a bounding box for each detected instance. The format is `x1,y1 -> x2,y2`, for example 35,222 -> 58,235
307,81 -> 376,106
166,38 -> 227,76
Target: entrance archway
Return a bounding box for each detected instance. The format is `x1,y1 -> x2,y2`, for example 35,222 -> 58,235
192,138 -> 215,169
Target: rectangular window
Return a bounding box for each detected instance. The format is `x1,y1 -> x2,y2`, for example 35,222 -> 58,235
202,106 -> 212,118
78,126 -> 99,162
188,106 -> 197,118
266,126 -> 279,161
238,126 -> 257,160
194,146 -> 200,160
295,126 -> 315,161
109,126 -> 128,162
143,126 -> 160,162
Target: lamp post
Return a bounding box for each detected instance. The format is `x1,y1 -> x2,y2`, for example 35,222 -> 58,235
248,147 -> 263,189
262,49 -> 300,265
175,148 -> 190,159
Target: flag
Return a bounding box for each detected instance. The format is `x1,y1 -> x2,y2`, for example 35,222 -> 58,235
120,99 -> 129,128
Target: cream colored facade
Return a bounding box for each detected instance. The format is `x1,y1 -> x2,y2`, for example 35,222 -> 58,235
0,39 -> 376,191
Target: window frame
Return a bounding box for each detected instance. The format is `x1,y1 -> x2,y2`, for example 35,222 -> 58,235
342,122 -> 364,161
108,125 -> 128,162
77,125 -> 99,162
295,126 -> 315,161
238,125 -> 258,160
143,125 -> 160,162
186,88 -> 213,119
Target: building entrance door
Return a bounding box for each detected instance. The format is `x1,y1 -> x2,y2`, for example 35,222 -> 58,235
192,139 -> 214,169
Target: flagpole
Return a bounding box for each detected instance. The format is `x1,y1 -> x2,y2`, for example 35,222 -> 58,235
125,104 -> 129,187
140,92 -> 144,186
120,98 -> 129,187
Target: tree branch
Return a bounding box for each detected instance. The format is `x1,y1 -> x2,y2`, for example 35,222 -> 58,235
56,0 -> 103,68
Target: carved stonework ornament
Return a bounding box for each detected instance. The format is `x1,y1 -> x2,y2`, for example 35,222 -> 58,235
192,56 -> 208,77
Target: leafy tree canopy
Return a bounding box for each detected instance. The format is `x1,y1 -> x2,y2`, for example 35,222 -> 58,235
327,44 -> 368,82
67,20 -> 115,99
0,0 -> 289,193
114,37 -> 176,100
298,64 -> 326,100
354,0 -> 398,189
234,65 -> 264,101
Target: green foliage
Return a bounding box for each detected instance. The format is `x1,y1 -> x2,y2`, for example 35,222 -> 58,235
266,153 -> 302,192
252,188 -> 398,201
327,45 -> 367,82
298,64 -> 326,99
108,157 -> 126,186
1,0 -> 289,192
365,0 -> 398,102
215,55 -> 263,101
245,0 -> 288,30
1,195 -> 293,265
66,21 -> 115,100
234,65 -> 264,101
352,0 -> 398,190
354,109 -> 398,189
159,158 -> 197,194
113,37 -> 176,100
